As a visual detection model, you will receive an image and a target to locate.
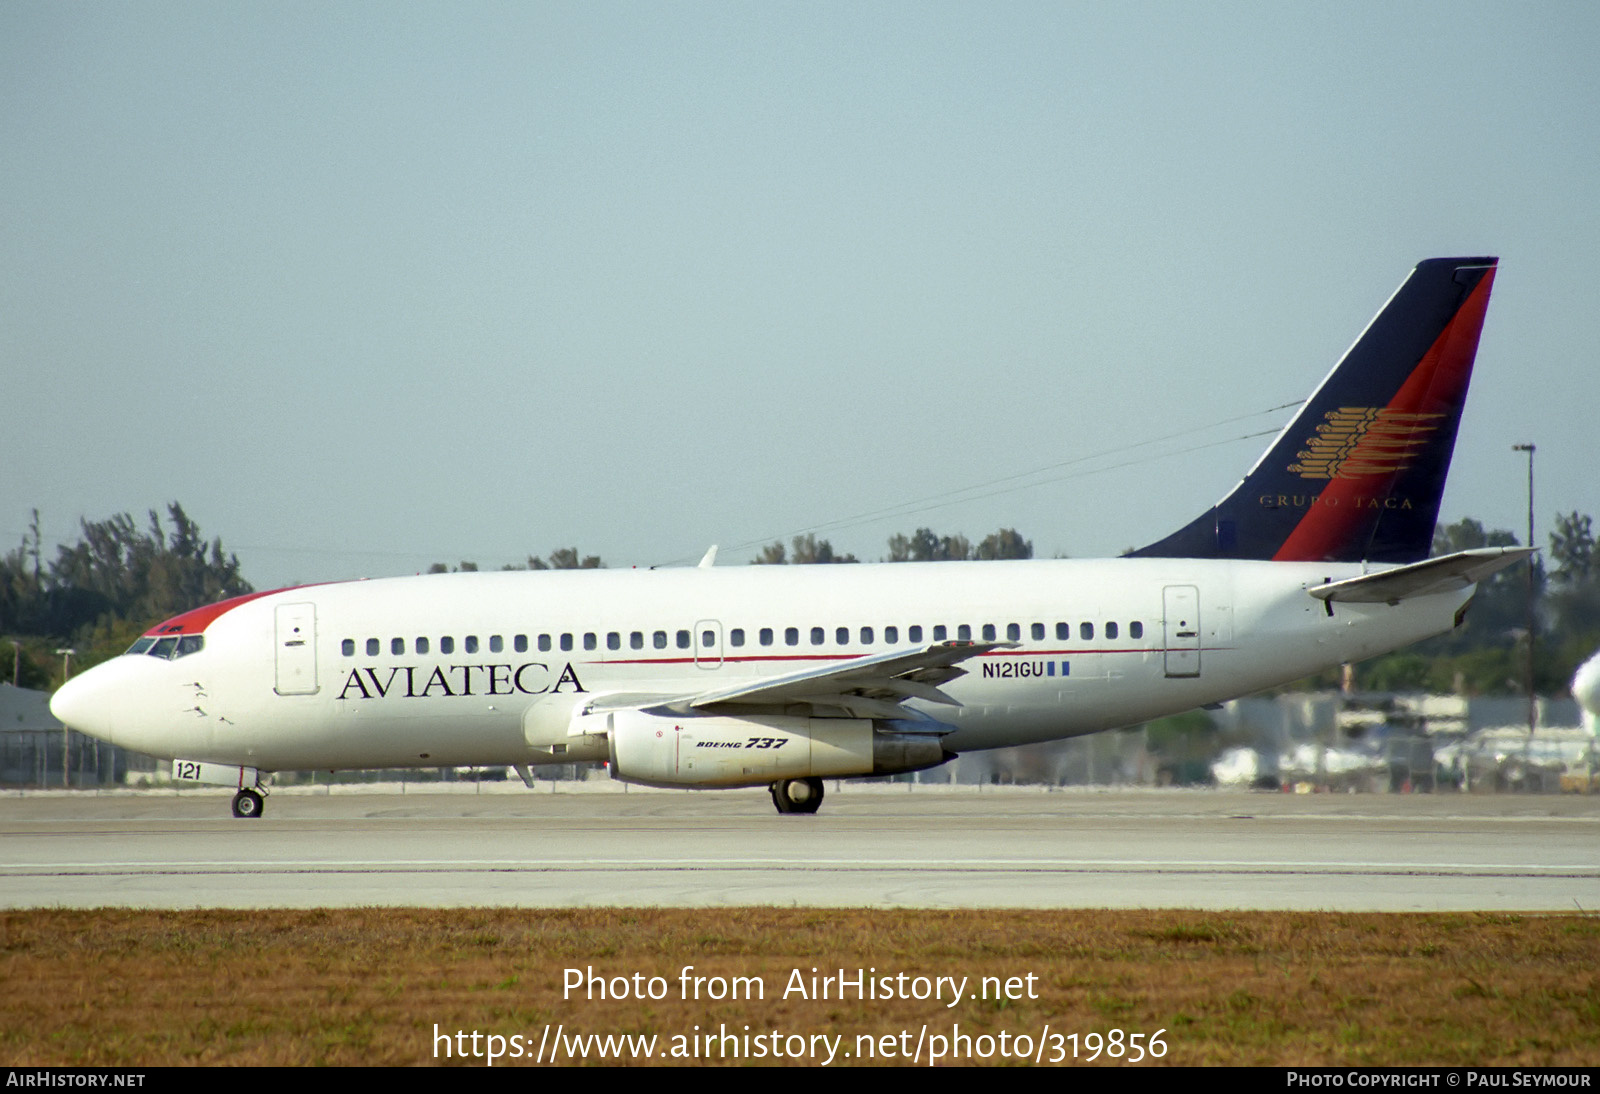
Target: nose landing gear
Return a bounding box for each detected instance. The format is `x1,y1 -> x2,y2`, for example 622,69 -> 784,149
231,788 -> 265,819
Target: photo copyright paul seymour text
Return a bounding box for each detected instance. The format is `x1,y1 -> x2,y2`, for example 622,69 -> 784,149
1288,1074 -> 1592,1088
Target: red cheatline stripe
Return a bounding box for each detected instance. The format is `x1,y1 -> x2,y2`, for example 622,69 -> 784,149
584,647 -> 1182,666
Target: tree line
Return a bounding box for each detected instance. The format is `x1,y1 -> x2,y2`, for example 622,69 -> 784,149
428,547 -> 603,573
1,504 -> 252,688
753,527 -> 1033,564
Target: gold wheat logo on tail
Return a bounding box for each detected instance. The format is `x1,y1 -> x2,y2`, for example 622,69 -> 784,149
1287,407 -> 1445,481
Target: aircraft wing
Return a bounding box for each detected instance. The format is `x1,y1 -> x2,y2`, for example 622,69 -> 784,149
1308,547 -> 1536,605
583,641 -> 1013,722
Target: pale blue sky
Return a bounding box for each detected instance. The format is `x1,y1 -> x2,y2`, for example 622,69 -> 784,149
3,3 -> 1595,586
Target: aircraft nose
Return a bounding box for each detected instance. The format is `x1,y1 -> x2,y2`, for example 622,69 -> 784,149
50,664 -> 119,742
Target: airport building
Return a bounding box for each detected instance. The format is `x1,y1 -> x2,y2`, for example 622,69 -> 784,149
0,683 -> 142,787
922,691 -> 1597,793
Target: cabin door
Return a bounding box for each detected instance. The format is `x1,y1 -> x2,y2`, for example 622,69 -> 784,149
274,602 -> 320,695
1162,585 -> 1201,678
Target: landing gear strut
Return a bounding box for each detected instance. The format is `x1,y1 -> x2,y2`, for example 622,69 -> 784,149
770,777 -> 824,815
231,788 -> 265,819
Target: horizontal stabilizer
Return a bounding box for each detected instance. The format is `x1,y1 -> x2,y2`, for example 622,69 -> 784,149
1308,547 -> 1535,605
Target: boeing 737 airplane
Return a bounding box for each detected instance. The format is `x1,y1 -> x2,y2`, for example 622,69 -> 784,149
51,256 -> 1531,817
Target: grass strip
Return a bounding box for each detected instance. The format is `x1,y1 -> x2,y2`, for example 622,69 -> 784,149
2,908 -> 1596,1066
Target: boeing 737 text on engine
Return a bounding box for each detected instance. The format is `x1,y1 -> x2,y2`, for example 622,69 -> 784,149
51,257 -> 1531,817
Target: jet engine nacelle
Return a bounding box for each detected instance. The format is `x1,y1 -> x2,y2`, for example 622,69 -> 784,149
607,711 -> 949,788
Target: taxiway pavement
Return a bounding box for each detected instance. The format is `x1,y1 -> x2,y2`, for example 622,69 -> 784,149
2,784 -> 1595,911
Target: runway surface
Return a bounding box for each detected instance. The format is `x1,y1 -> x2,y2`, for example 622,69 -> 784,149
2,783 -> 1596,911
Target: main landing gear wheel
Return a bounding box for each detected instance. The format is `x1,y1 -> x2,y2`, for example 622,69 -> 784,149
770,777 -> 824,815
231,788 -> 265,819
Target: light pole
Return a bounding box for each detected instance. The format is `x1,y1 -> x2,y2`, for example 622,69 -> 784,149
1512,444 -> 1536,738
55,647 -> 75,787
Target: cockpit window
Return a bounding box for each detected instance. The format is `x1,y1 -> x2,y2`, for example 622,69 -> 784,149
131,634 -> 205,660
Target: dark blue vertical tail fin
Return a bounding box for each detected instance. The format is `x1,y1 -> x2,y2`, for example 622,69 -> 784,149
1130,257 -> 1497,564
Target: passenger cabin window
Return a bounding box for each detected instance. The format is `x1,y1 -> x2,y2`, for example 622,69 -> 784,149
465,635 -> 479,654
440,636 -> 454,655
701,629 -> 715,648
810,627 -> 824,646
1080,622 -> 1093,640
583,633 -> 597,651
676,630 -> 690,650
785,627 -> 799,646
885,625 -> 898,644
631,631 -> 644,650
931,625 -> 945,641
1056,622 -> 1069,641
909,625 -> 923,643
1008,623 -> 1022,642
835,627 -> 848,645
560,634 -> 573,652
367,638 -> 380,657
515,635 -> 528,653
1130,621 -> 1143,639
342,639 -> 355,657
760,628 -> 774,646
392,638 -> 405,655
957,624 -> 971,641
537,634 -> 550,652
730,628 -> 745,647
982,624 -> 996,641
415,637 -> 429,655
654,631 -> 668,649
607,632 -> 620,651
860,626 -> 873,645
490,635 -> 503,653
1031,623 -> 1045,641
1106,622 -> 1119,640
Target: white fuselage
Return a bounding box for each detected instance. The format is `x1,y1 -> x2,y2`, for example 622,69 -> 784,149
54,557 -> 1467,776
